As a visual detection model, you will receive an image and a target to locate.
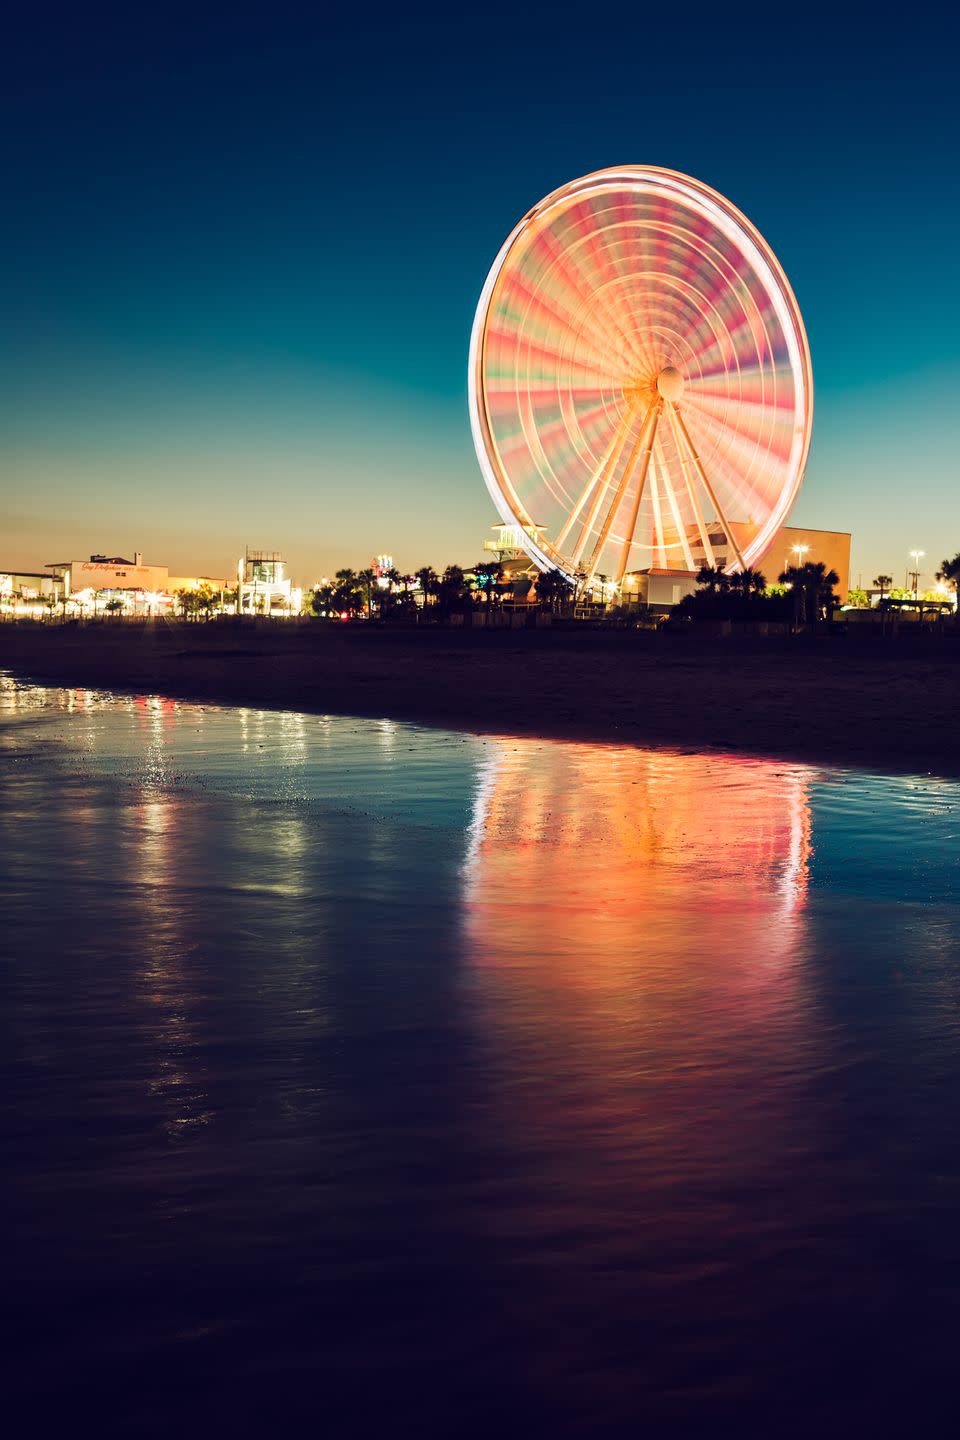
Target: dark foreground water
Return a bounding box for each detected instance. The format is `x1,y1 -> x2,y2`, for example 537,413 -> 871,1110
2,673 -> 959,1435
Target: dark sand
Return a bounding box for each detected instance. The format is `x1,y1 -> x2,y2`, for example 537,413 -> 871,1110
2,620 -> 959,776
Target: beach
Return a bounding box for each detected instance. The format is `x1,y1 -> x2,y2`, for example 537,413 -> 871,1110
2,620 -> 958,775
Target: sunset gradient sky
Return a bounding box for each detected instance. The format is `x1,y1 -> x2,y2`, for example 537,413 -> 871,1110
3,2 -> 957,587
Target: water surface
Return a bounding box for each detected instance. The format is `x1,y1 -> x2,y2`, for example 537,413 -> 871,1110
2,674 -> 959,1434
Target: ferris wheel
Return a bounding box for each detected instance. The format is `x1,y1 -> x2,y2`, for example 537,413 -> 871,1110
468,167 -> 813,586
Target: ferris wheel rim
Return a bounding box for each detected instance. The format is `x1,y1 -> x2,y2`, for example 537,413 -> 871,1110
468,165 -> 813,581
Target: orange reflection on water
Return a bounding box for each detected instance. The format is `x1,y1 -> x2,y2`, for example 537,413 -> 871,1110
466,740 -> 810,973
462,740 -> 817,1184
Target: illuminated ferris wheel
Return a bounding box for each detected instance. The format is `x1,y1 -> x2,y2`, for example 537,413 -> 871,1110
468,166 -> 813,586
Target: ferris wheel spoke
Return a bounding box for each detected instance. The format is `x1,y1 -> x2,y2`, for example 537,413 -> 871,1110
657,435 -> 697,573
501,273 -> 638,378
537,228 -> 649,379
584,401 -> 662,586
555,418 -> 630,551
570,412 -> 637,565
665,403 -> 714,567
615,414 -> 659,583
670,403 -> 746,572
649,454 -> 666,569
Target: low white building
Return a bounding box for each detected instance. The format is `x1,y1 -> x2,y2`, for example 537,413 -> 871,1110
0,568 -> 66,617
236,550 -> 302,616
45,553 -> 171,614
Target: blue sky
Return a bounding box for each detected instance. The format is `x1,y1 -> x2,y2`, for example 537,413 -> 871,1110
2,2 -> 957,585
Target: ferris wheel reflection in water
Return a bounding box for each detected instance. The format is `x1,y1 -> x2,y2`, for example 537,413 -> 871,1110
461,739 -> 817,1185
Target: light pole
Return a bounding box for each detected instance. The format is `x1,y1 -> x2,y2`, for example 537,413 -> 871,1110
909,549 -> 925,599
791,542 -> 809,570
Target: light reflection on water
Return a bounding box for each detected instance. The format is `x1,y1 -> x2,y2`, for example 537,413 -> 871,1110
2,672 -> 959,1434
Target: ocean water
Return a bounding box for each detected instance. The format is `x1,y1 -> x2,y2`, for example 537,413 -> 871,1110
2,673 -> 959,1435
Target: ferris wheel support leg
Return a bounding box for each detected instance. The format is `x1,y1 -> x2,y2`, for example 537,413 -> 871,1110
666,402 -> 714,568
585,400 -> 662,588
657,434 -> 698,573
615,410 -> 665,582
670,404 -> 747,572
649,456 -> 667,570
557,418 -> 631,554
569,414 -> 636,566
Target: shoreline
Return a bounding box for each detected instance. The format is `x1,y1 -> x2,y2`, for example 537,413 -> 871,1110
2,621 -> 959,779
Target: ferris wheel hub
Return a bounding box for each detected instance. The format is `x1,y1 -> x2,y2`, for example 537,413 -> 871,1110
656,366 -> 684,402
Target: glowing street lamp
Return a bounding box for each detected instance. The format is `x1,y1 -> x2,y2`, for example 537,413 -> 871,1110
908,549 -> 925,598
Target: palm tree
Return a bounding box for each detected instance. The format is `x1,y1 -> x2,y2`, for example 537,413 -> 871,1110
696,564 -> 719,594
415,566 -> 440,608
357,567 -> 377,619
332,569 -> 364,617
778,564 -> 808,625
536,568 -> 572,614
807,561 -> 840,623
311,583 -> 337,617
780,561 -> 838,626
873,574 -> 893,604
438,565 -> 468,614
936,554 -> 960,612
474,561 -> 502,608
700,564 -> 735,593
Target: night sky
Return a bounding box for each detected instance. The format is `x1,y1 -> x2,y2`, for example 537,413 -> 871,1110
3,2 -> 957,587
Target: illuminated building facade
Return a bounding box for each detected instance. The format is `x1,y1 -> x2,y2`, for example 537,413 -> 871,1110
236,549 -> 302,616
41,553 -> 231,616
0,568 -> 66,617
630,524 -> 852,611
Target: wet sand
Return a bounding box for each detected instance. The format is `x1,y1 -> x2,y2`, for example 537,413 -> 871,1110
2,620 -> 959,776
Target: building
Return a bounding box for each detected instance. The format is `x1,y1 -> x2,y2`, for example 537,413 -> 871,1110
753,524 -> 851,602
622,524 -> 851,614
485,518 -> 851,611
236,550 -> 302,615
47,552 -> 167,595
482,523 -> 547,564
0,568 -> 66,618
44,553 -> 172,614
670,523 -> 850,602
38,553 -> 232,616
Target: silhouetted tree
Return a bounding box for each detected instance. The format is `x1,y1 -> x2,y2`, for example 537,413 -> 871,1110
311,583 -> 337,617
873,574 -> 893,604
728,567 -> 766,597
474,562 -> 502,608
779,561 -> 839,627
438,565 -> 469,614
357,568 -> 377,619
696,564 -> 734,595
415,566 -> 440,607
535,568 -> 573,614
936,554 -> 960,611
330,569 -> 364,617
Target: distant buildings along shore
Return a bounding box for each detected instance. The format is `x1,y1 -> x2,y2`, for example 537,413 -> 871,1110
0,548 -> 301,619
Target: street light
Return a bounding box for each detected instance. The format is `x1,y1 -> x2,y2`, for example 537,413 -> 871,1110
791,542 -> 809,571
909,549 -> 925,598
